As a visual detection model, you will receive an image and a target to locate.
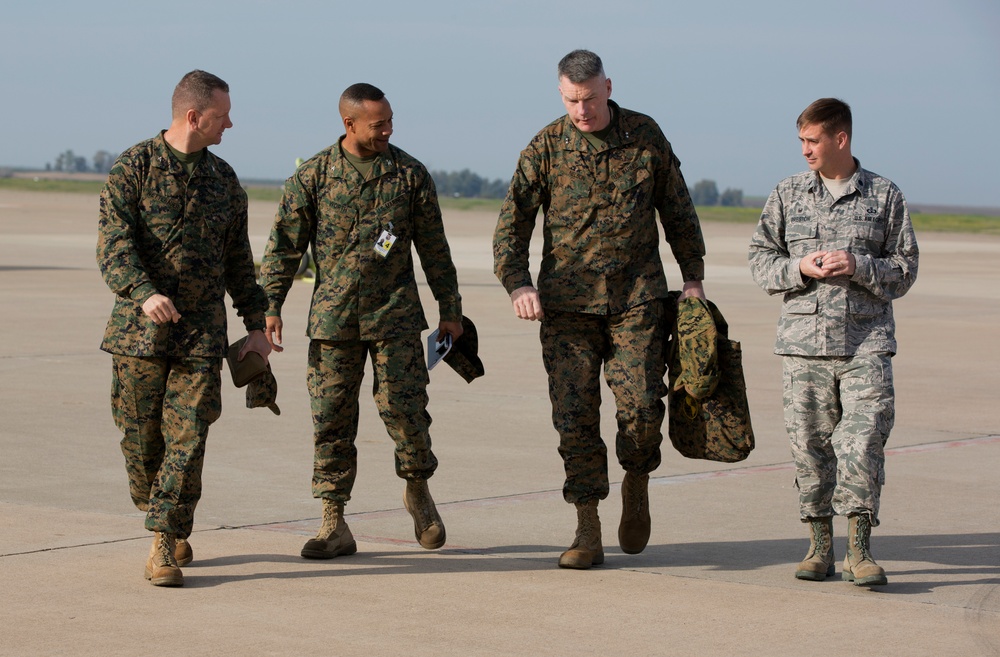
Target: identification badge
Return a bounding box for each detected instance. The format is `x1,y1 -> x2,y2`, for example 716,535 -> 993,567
374,230 -> 397,258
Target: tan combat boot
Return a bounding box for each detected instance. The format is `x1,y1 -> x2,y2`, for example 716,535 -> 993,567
794,517 -> 835,581
403,479 -> 446,549
619,472 -> 651,554
843,513 -> 888,586
145,532 -> 184,587
301,499 -> 358,559
174,536 -> 193,566
559,500 -> 604,569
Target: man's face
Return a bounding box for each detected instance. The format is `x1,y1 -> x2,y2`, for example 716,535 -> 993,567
558,74 -> 612,133
192,89 -> 233,148
798,122 -> 846,176
346,99 -> 394,157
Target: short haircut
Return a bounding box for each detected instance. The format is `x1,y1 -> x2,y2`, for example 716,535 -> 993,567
797,98 -> 852,140
340,82 -> 386,116
557,49 -> 605,83
172,70 -> 229,117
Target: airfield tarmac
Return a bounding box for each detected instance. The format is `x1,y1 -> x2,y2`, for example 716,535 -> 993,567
0,188 -> 997,656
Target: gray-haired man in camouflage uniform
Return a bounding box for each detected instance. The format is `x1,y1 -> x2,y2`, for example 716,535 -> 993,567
259,83 -> 463,559
748,98 -> 918,586
97,70 -> 271,587
493,50 -> 707,569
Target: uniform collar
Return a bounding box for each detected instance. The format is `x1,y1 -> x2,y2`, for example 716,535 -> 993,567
560,99 -> 633,151
151,131 -> 221,179
331,137 -> 398,181
807,157 -> 867,196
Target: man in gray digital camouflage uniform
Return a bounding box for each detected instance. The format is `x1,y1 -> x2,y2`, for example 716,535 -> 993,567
493,50 -> 707,569
748,98 -> 918,586
97,70 -> 271,587
259,83 -> 463,559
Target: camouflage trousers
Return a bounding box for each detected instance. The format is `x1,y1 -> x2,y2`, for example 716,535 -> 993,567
540,301 -> 668,504
782,353 -> 894,524
111,355 -> 222,538
308,335 -> 437,502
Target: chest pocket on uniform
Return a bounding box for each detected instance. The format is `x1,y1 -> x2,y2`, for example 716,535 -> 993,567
850,220 -> 886,256
375,192 -> 411,239
785,218 -> 818,256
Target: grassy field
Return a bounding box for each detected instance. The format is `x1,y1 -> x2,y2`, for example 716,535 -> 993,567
2,177 -> 997,235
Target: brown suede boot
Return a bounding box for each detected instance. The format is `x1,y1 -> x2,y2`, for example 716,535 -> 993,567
301,499 -> 357,559
618,472 -> 651,554
145,532 -> 184,587
174,537 -> 193,567
794,517 -> 835,581
843,513 -> 888,586
559,500 -> 604,569
404,479 -> 446,549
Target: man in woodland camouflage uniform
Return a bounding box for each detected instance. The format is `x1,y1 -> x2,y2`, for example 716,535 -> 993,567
748,98 -> 918,586
493,50 -> 707,569
97,70 -> 271,587
259,83 -> 463,559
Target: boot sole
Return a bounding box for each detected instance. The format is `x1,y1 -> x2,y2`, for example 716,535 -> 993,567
144,566 -> 183,587
301,541 -> 358,560
843,571 -> 888,586
558,551 -> 605,569
795,568 -> 834,581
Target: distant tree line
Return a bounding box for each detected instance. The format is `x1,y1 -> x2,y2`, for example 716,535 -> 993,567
430,169 -> 509,199
46,149 -> 118,174
430,170 -> 743,207
689,179 -> 743,207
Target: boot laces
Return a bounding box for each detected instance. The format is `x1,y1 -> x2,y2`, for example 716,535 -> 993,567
317,503 -> 342,539
623,474 -> 647,520
811,520 -> 831,555
574,504 -> 600,546
408,483 -> 435,529
854,515 -> 875,562
154,533 -> 177,568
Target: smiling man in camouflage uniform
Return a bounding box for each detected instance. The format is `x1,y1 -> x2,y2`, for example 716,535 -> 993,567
259,83 -> 463,559
748,98 -> 918,586
493,50 -> 707,569
97,70 -> 271,587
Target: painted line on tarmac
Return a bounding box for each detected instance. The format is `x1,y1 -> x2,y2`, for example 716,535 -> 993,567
249,434 -> 1000,546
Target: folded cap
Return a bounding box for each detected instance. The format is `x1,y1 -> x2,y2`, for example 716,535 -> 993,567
227,336 -> 268,388
246,366 -> 280,415
443,316 -> 485,383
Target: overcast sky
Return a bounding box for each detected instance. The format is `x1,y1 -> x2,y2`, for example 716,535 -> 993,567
2,0 -> 998,207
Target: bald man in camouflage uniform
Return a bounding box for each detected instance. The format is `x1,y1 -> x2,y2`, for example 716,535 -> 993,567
97,70 -> 271,587
749,98 -> 918,586
260,83 -> 463,559
493,50 -> 707,569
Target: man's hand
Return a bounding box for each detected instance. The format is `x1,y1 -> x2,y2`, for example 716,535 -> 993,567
511,285 -> 544,321
801,250 -> 855,279
265,316 -> 284,353
438,320 -> 464,341
240,329 -> 273,364
679,280 -> 706,300
141,294 -> 181,325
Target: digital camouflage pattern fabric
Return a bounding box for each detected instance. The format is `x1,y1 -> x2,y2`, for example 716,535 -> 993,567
666,295 -> 754,463
259,139 -> 461,502
112,354 -> 221,537
98,132 -> 267,536
748,161 -> 916,524
259,141 -> 462,341
747,162 -> 918,357
783,353 -> 894,523
97,132 -> 267,357
307,336 -> 436,501
540,302 -> 668,503
493,100 -> 705,314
